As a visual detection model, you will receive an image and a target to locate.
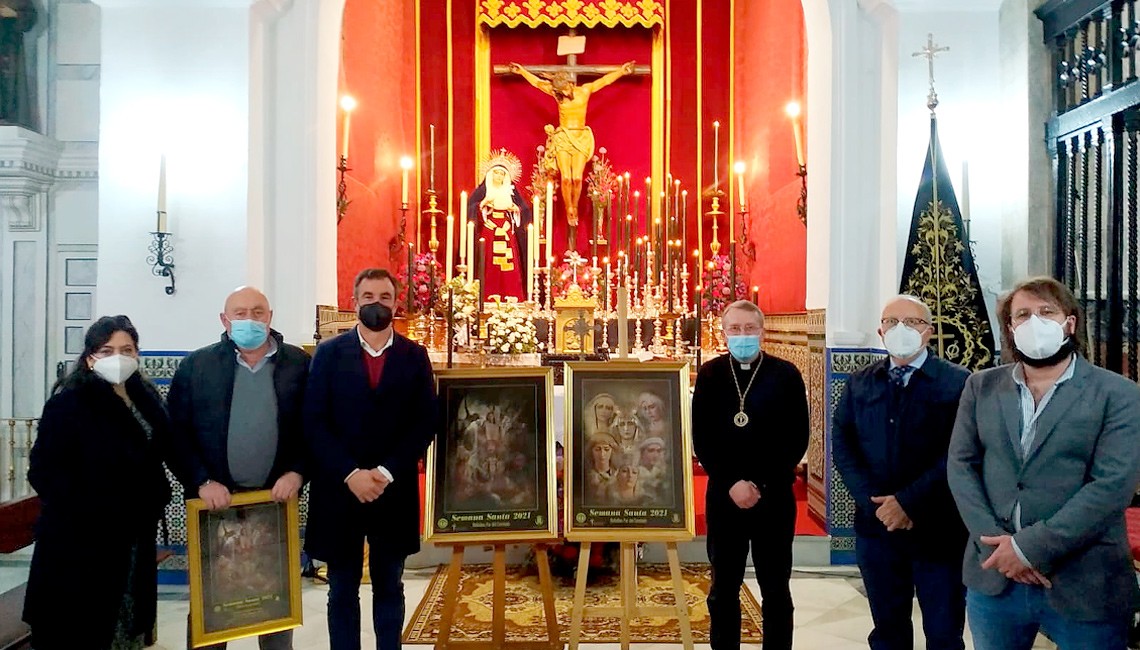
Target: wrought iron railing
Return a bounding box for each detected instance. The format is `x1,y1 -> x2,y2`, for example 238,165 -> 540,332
1040,0 -> 1140,380
0,419 -> 36,502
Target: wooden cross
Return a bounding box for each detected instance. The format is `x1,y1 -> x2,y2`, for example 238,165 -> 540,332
912,33 -> 949,111
492,29 -> 651,82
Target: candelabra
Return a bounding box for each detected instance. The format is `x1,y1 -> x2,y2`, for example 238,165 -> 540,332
424,190 -> 443,255
147,230 -> 176,295
390,201 -> 410,260
337,155 -> 350,223
707,194 -> 725,257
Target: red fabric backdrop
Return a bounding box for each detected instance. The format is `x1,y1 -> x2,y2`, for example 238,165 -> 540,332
735,0 -> 806,313
489,26 -> 653,256
337,0 -> 806,312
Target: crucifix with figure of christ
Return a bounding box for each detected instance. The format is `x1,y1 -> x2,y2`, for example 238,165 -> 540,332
495,30 -> 650,250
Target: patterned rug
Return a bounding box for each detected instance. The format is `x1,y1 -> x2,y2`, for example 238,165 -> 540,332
402,563 -> 763,644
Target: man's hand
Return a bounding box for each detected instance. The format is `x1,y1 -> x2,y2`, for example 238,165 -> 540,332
871,495 -> 913,531
347,470 -> 385,503
729,480 -> 760,509
271,471 -> 303,502
979,535 -> 1052,588
199,481 -> 232,511
369,468 -> 392,492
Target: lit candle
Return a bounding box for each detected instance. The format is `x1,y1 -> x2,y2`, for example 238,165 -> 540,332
786,101 -> 805,167
339,96 -> 356,160
445,214 -> 454,282
713,121 -> 720,190
459,191 -> 468,264
545,181 -> 553,263
400,156 -> 412,205
157,154 -> 167,232
466,221 -> 475,284
752,285 -> 760,304
734,161 -> 746,209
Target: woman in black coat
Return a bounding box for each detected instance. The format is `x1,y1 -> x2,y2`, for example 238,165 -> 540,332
23,315 -> 171,649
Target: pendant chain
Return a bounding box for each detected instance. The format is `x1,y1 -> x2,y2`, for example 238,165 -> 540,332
730,354 -> 763,417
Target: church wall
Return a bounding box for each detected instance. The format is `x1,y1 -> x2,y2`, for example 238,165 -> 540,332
337,0 -> 417,308
895,5 -> 1005,339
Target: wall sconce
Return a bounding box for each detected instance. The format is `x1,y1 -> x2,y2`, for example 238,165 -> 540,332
337,95 -> 357,223
150,156 -> 176,295
785,101 -> 807,226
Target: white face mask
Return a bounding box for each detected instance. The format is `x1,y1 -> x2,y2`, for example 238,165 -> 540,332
1012,315 -> 1068,360
881,323 -> 925,359
91,354 -> 139,385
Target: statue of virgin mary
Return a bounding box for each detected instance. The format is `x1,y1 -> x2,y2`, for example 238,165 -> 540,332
467,149 -> 532,300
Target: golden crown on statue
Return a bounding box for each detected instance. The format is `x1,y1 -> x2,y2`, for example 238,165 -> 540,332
478,148 -> 524,183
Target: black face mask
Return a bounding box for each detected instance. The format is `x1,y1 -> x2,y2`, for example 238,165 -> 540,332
1013,336 -> 1076,368
359,302 -> 393,332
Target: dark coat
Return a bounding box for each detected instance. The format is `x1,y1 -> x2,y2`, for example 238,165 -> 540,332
303,328 -> 437,562
691,353 -> 810,509
23,375 -> 171,649
166,330 -> 309,493
832,353 -> 970,558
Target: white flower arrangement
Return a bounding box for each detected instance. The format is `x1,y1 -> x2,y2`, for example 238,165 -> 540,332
438,277 -> 479,323
486,297 -> 538,354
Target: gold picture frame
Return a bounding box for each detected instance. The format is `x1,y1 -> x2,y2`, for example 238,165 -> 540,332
564,361 -> 695,542
425,367 -> 559,544
186,490 -> 303,648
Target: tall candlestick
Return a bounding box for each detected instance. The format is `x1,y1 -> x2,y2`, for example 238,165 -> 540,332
429,124 -> 436,191
644,177 -> 652,227
406,242 -> 415,315
478,237 -> 487,317
466,221 -> 475,284
545,182 -> 553,262
157,154 -> 168,232
734,161 -> 746,209
445,214 -> 454,282
617,284 -> 629,358
631,191 -> 640,252
713,120 -> 721,190
533,191 -> 541,258
459,191 -> 468,264
604,257 -> 611,313
527,223 -> 536,302
681,190 -> 688,253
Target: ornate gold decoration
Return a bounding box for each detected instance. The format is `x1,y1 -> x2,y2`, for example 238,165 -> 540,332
478,0 -> 664,28
553,284 -> 597,353
478,148 -> 524,182
901,199 -> 995,371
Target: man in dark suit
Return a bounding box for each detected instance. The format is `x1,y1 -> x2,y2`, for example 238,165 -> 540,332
692,300 -> 809,650
167,286 -> 308,650
949,276 -> 1140,649
833,295 -> 971,650
304,268 -> 437,650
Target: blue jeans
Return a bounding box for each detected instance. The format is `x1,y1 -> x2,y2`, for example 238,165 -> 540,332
966,584 -> 1128,650
326,549 -> 406,650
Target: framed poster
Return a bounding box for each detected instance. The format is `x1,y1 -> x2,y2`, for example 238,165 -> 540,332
425,367 -> 558,543
187,490 -> 302,648
564,361 -> 695,542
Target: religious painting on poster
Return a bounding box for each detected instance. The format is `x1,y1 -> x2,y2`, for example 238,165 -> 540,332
187,490 -> 302,647
425,367 -> 558,543
564,361 -> 695,542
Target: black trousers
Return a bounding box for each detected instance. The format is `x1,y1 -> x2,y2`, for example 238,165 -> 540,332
706,489 -> 796,650
855,532 -> 966,650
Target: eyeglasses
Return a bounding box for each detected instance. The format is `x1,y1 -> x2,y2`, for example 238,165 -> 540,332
724,324 -> 762,336
1010,305 -> 1062,325
881,317 -> 930,328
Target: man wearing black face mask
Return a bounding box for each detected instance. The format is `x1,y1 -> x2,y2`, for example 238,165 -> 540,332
303,268 -> 438,650
948,276 -> 1140,649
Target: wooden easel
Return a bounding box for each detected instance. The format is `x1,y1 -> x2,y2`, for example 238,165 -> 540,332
435,542 -> 563,650
567,541 -> 693,650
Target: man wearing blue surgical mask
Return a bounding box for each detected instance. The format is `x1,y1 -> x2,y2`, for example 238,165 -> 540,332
832,295 -> 971,650
167,286 -> 309,650
691,299 -> 809,650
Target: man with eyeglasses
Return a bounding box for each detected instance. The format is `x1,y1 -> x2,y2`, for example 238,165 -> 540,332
948,276 -> 1140,649
692,300 -> 809,650
832,295 -> 971,650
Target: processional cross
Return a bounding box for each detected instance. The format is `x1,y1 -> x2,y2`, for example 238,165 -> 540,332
495,30 -> 650,248
912,33 -> 949,113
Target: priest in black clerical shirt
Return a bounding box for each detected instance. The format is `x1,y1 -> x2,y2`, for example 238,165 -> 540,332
692,300 -> 809,650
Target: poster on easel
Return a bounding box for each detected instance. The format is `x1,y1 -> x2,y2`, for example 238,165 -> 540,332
564,361 -> 695,542
424,367 -> 558,544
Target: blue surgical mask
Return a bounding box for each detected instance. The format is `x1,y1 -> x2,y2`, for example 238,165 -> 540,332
229,319 -> 269,350
727,335 -> 761,362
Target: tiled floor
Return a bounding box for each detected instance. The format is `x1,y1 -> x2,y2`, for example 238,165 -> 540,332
144,566 -> 1058,650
